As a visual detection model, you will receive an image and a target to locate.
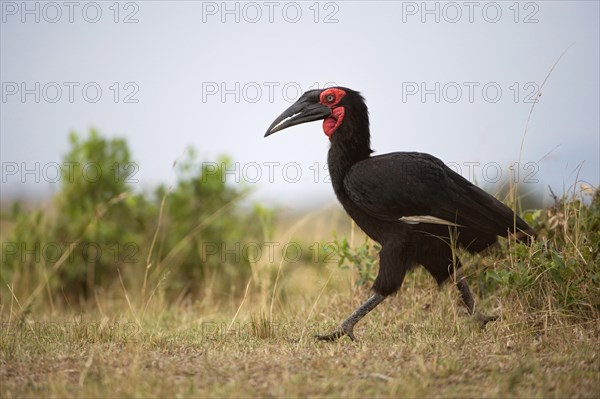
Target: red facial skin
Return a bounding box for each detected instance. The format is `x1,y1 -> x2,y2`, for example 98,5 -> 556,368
320,88 -> 346,138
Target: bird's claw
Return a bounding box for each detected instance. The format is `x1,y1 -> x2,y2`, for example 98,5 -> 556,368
315,326 -> 356,342
475,312 -> 498,328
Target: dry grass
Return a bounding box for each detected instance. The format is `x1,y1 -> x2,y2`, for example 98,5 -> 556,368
2,262 -> 599,398
2,188 -> 599,398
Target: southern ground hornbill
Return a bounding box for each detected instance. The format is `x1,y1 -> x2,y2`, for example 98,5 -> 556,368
264,87 -> 536,341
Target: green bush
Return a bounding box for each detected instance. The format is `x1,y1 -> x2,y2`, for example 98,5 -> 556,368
1,130 -> 271,304
480,188 -> 600,316
149,150 -> 268,296
54,130 -> 150,296
331,235 -> 380,288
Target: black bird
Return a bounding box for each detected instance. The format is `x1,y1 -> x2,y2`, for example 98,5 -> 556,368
264,87 -> 536,341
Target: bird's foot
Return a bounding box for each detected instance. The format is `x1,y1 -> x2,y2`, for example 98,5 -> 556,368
315,322 -> 356,342
314,294 -> 386,342
475,312 -> 498,328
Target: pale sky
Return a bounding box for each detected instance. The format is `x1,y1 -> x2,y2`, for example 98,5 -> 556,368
1,1 -> 599,208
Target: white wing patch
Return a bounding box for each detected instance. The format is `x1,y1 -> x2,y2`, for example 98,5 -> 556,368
399,215 -> 462,227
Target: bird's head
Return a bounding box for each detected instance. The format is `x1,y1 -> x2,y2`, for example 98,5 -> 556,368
264,87 -> 368,139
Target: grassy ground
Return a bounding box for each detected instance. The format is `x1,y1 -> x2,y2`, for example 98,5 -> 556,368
2,193 -> 599,398
2,263 -> 599,398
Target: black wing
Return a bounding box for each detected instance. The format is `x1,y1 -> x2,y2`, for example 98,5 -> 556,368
343,152 -> 534,238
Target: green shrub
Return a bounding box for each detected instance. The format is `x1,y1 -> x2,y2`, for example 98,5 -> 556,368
148,150 -> 268,296
1,130 -> 271,305
331,235 -> 380,288
481,188 -> 600,316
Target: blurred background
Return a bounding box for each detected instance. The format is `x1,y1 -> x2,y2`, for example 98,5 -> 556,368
0,1 -> 598,304
2,1 -> 598,207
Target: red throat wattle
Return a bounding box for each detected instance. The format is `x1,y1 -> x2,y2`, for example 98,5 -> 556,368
323,106 -> 345,138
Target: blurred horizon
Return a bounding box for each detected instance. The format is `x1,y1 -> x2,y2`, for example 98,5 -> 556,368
2,1 -> 599,208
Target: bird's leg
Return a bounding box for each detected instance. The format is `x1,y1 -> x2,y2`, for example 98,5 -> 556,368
454,269 -> 498,326
315,293 -> 386,342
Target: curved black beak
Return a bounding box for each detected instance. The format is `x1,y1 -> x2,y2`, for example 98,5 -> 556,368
264,97 -> 331,137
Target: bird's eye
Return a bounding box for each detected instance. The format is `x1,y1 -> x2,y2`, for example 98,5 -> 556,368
326,94 -> 335,103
